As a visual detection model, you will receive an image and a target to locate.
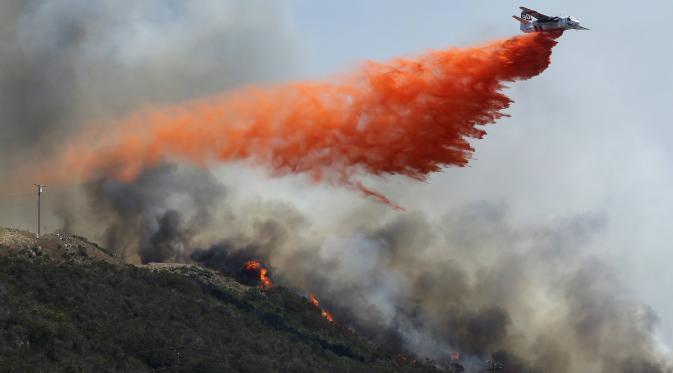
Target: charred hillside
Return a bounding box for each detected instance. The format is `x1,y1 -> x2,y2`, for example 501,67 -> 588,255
0,232 -> 438,373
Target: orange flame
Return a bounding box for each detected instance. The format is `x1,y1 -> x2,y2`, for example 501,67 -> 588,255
309,293 -> 320,307
243,260 -> 273,290
22,33 -> 561,206
309,293 -> 334,323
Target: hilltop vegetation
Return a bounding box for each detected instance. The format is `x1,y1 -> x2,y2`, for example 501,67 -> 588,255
0,230 -> 438,372
0,228 -> 116,263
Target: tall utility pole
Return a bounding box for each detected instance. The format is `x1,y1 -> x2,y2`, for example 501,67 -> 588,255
34,184 -> 45,238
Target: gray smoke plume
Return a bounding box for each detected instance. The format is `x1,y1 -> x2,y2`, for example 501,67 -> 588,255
192,201 -> 671,372
0,0 -> 298,158
87,163 -> 224,263
0,0 -> 299,229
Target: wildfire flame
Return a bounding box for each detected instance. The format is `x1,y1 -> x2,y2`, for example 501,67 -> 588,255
309,293 -> 334,323
243,260 -> 273,290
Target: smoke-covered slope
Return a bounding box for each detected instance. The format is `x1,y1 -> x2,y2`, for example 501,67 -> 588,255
0,251 -> 438,372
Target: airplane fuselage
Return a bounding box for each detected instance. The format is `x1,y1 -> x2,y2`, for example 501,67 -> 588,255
520,17 -> 580,33
514,8 -> 588,33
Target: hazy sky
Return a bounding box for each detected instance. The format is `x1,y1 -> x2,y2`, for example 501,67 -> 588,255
280,0 -> 673,347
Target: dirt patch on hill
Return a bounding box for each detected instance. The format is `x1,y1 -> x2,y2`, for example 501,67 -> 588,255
0,228 -> 36,249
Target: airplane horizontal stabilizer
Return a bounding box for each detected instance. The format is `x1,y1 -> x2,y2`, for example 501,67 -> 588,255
512,15 -> 529,24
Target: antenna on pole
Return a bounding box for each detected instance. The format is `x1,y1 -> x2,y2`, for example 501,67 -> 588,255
34,184 -> 46,238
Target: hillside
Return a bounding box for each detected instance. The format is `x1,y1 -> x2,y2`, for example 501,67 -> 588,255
0,228 -> 117,263
0,229 -> 440,372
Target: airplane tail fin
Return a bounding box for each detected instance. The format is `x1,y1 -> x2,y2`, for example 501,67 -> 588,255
512,15 -> 530,24
520,10 -> 533,21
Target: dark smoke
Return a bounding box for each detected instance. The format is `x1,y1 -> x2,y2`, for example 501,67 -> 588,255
189,203 -> 305,284
87,163 -> 224,263
191,242 -> 260,276
191,242 -> 274,287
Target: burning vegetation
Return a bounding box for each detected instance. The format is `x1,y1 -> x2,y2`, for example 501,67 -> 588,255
243,260 -> 273,290
309,293 -> 335,323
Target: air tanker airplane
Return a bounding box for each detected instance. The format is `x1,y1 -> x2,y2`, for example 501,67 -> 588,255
513,6 -> 589,33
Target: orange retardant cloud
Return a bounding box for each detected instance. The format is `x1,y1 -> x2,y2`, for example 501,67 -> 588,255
31,32 -> 560,207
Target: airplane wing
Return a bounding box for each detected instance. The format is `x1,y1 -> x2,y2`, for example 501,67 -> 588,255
520,7 -> 553,21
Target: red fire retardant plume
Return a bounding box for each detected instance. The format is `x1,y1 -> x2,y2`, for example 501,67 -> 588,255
38,32 -> 561,207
